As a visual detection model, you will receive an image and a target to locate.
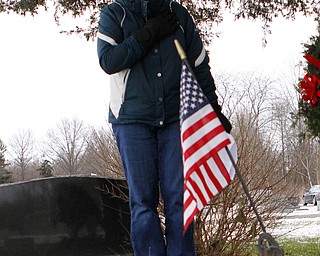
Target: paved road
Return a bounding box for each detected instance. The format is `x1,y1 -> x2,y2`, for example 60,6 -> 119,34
284,205 -> 320,219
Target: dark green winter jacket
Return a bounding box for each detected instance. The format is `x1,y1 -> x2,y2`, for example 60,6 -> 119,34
97,0 -> 228,129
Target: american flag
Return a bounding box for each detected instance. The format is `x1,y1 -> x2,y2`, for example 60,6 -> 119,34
179,60 -> 236,232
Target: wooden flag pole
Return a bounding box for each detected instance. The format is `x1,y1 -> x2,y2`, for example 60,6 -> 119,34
174,38 -> 284,256
174,39 -> 186,60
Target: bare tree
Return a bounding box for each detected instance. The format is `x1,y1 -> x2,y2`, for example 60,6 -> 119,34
193,73 -> 298,255
42,118 -> 88,175
217,69 -> 320,195
290,109 -> 320,192
194,107 -> 292,256
8,130 -> 35,181
83,126 -> 129,202
84,126 -> 123,178
216,72 -> 276,125
291,133 -> 319,189
270,67 -> 320,193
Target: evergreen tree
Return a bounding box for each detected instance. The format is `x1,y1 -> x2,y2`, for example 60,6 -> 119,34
0,139 -> 12,184
1,0 -> 319,43
298,21 -> 320,138
37,159 -> 54,178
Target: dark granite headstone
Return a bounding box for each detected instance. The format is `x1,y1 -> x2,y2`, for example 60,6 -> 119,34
0,176 -> 133,256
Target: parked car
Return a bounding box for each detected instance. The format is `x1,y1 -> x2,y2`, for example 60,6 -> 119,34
302,184 -> 320,206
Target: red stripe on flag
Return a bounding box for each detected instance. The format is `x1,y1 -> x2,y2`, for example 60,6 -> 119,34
183,205 -> 198,233
184,192 -> 194,211
212,152 -> 231,183
188,174 -> 208,207
179,59 -> 236,234
183,124 -> 226,160
183,149 -> 233,233
184,138 -> 231,180
203,158 -> 223,192
182,111 -> 217,141
200,161 -> 215,199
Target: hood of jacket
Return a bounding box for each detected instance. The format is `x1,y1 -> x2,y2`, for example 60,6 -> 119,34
117,0 -> 169,19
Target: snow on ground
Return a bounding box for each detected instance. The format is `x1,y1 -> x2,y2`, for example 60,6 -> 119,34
271,204 -> 320,240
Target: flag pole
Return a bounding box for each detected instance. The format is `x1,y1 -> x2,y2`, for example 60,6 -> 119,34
225,147 -> 266,233
174,39 -> 284,255
225,148 -> 285,256
174,38 -> 266,232
174,40 -> 195,77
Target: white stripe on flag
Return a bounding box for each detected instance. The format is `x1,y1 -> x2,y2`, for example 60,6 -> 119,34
181,104 -> 212,128
186,180 -> 204,210
183,192 -> 197,225
218,144 -> 236,180
190,171 -> 210,203
183,116 -> 221,147
207,157 -> 229,188
184,188 -> 191,204
199,164 -> 219,196
183,132 -> 229,176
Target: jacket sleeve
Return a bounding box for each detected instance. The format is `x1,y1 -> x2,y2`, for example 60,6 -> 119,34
97,4 -> 145,75
176,4 -> 232,132
177,5 -> 220,111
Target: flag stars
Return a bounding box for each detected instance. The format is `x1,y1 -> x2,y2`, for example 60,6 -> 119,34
180,62 -> 208,119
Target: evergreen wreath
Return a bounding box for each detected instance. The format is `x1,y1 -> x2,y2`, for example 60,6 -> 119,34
298,22 -> 320,138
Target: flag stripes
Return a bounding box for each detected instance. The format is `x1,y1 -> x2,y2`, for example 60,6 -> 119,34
179,59 -> 236,233
182,105 -> 231,179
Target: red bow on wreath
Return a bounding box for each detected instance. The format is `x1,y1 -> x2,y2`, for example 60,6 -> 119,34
299,54 -> 320,108
299,73 -> 320,107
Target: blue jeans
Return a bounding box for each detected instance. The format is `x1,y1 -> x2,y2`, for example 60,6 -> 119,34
112,122 -> 196,256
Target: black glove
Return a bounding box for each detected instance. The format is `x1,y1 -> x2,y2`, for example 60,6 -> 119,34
212,104 -> 232,133
132,10 -> 179,52
217,112 -> 232,134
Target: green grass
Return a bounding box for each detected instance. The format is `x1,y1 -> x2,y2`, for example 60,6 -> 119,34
279,238 -> 320,256
245,238 -> 320,256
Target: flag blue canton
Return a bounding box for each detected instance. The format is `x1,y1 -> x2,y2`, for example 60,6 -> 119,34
180,61 -> 208,122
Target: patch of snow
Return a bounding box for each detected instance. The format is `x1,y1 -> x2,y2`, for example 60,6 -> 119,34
271,204 -> 320,239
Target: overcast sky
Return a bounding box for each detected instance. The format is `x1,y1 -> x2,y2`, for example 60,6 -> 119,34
0,11 -> 108,144
0,10 -> 318,145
